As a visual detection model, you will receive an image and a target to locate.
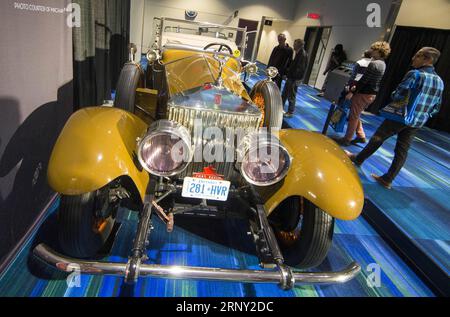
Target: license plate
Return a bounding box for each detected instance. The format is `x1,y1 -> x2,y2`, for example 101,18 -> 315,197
182,177 -> 231,201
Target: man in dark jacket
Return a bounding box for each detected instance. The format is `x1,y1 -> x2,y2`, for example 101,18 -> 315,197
282,39 -> 308,117
268,34 -> 293,88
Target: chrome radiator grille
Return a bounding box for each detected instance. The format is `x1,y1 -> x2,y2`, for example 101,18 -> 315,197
168,105 -> 262,180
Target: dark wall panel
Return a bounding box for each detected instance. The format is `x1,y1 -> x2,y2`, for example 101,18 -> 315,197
0,0 -> 73,267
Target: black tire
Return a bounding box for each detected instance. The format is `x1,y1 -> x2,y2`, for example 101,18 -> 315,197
114,62 -> 143,113
249,80 -> 283,129
58,192 -> 115,258
269,197 -> 335,268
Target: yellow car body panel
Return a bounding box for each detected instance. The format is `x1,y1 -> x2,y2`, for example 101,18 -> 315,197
162,49 -> 251,101
264,129 -> 364,221
47,107 -> 150,201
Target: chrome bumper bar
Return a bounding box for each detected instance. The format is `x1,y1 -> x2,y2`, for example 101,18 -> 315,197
34,244 -> 361,288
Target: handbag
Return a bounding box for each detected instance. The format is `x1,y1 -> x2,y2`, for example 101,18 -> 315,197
330,99 -> 351,133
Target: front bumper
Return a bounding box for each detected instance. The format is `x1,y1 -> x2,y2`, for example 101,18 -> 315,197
34,244 -> 361,288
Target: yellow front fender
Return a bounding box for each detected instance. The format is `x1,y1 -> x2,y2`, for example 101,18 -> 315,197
263,129 -> 364,221
47,107 -> 150,201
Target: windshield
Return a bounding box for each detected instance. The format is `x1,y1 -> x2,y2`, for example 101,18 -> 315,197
151,18 -> 247,54
164,52 -> 248,99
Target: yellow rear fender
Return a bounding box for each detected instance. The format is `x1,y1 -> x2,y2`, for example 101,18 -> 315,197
263,129 -> 364,221
47,107 -> 150,201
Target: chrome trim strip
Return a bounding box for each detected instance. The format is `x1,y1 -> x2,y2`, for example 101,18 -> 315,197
34,244 -> 361,287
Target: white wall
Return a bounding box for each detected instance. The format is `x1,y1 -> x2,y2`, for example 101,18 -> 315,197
256,19 -> 307,64
131,0 -> 298,58
131,0 -> 449,89
290,0 -> 393,89
255,0 -> 394,88
395,0 -> 450,29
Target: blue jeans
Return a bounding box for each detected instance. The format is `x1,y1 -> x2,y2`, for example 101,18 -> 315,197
355,119 -> 418,183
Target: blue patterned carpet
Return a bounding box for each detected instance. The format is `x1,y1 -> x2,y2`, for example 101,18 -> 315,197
0,199 -> 433,297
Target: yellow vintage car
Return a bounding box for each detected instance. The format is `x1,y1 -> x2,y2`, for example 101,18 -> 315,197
34,18 -> 364,289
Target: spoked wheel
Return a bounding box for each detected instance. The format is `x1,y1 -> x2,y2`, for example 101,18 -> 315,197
269,197 -> 335,269
250,80 -> 283,130
58,191 -> 116,258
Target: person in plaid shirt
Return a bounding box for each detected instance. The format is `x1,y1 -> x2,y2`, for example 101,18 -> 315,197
347,47 -> 444,189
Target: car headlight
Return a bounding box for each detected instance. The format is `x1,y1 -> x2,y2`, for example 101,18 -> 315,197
237,132 -> 291,186
266,66 -> 279,79
137,120 -> 193,177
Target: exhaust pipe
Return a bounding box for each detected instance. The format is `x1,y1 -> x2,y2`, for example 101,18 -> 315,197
34,244 -> 361,289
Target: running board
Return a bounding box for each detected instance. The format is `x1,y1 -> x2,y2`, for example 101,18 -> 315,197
33,244 -> 361,289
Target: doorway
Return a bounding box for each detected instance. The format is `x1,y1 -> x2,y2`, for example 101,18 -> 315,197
236,19 -> 259,61
303,26 -> 332,87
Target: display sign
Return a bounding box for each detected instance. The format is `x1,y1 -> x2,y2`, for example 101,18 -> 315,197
307,13 -> 321,20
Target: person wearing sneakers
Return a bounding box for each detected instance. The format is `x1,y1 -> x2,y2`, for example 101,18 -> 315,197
334,41 -> 391,146
282,39 -> 308,118
348,47 -> 444,189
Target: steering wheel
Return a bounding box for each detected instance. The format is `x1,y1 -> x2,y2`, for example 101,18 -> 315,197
204,43 -> 234,55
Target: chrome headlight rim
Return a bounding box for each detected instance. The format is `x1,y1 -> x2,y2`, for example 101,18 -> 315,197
265,66 -> 279,80
243,62 -> 258,76
137,120 -> 193,177
237,132 -> 292,187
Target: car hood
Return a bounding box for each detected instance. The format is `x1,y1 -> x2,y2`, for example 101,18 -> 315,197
168,85 -> 261,115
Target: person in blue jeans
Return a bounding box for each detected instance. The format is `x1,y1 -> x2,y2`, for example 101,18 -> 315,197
282,39 -> 308,117
347,47 -> 444,189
